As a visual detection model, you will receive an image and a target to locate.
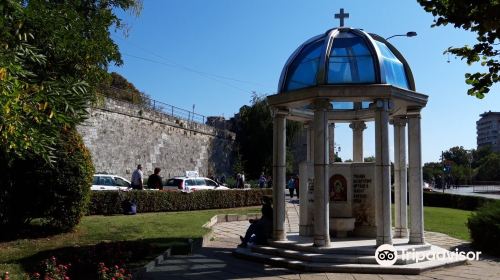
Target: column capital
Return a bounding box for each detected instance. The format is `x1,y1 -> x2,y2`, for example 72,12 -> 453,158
407,107 -> 422,118
311,98 -> 332,110
369,99 -> 393,111
390,117 -> 407,127
407,112 -> 421,119
271,107 -> 288,118
349,120 -> 367,131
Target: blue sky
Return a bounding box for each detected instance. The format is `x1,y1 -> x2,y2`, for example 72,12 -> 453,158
110,0 -> 500,164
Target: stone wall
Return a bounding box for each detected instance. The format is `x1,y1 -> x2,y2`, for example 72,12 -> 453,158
77,98 -> 235,180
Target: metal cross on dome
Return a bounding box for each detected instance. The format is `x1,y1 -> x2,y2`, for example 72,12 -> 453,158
335,8 -> 349,27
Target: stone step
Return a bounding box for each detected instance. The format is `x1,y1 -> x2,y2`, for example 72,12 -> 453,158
251,245 -> 421,265
233,247 -> 467,275
267,239 -> 432,256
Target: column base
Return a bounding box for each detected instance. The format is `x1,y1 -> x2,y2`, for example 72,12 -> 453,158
394,227 -> 409,238
299,225 -> 313,237
409,234 -> 425,244
376,236 -> 393,246
313,235 -> 331,247
273,230 -> 286,241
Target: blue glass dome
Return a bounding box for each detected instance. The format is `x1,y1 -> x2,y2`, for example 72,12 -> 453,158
278,27 -> 415,93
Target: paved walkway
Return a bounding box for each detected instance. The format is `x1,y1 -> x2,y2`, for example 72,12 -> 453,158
138,198 -> 500,280
431,186 -> 500,200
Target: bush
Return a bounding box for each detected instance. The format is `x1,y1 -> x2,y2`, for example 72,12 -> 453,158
467,200 -> 500,256
0,129 -> 94,232
422,191 -> 494,211
88,189 -> 272,215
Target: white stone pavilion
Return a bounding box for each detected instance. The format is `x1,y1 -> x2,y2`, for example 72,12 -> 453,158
268,23 -> 426,248
235,11 -> 468,274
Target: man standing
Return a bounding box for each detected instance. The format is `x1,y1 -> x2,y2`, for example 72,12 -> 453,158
258,172 -> 267,189
131,164 -> 144,190
147,167 -> 162,190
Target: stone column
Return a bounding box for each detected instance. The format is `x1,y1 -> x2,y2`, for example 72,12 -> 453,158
329,123 -> 336,163
300,124 -> 313,236
373,99 -> 393,245
392,117 -> 409,238
349,121 -> 367,162
306,123 -> 314,162
408,112 -> 425,244
272,110 -> 287,241
313,99 -> 332,247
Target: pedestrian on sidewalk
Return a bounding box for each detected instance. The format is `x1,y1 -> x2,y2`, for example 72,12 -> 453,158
131,164 -> 144,190
287,176 -> 295,198
258,172 -> 267,189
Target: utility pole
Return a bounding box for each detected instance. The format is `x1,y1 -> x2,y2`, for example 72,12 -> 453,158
441,151 -> 445,194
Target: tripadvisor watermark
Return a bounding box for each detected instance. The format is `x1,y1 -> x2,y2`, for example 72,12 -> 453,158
375,244 -> 482,266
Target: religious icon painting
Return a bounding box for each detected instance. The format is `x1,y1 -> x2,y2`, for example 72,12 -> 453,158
329,174 -> 348,202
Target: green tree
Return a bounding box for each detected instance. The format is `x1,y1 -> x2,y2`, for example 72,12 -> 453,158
98,72 -> 151,106
0,0 -> 141,231
417,0 -> 500,98
442,146 -> 470,166
441,146 -> 474,184
3,128 -> 94,230
472,146 -> 493,168
364,156 -> 375,162
0,0 -> 141,163
423,162 -> 444,183
476,153 -> 500,181
233,94 -> 301,179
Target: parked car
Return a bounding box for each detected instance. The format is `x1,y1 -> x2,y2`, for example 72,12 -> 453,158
92,174 -> 131,191
423,182 -> 433,192
163,176 -> 229,192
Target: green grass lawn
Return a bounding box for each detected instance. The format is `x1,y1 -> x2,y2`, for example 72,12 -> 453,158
0,205 -> 472,279
0,206 -> 260,280
391,205 -> 472,241
423,206 -> 472,241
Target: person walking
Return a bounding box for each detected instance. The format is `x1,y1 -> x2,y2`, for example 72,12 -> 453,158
267,176 -> 272,188
241,173 -> 246,188
294,175 -> 300,199
131,164 -> 144,190
258,172 -> 267,189
147,167 -> 162,190
235,173 -> 242,188
287,176 -> 295,198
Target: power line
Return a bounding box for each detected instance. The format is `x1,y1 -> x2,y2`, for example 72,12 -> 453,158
122,52 -> 255,95
115,36 -> 269,92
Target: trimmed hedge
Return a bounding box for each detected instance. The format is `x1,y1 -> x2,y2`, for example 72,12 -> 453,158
391,191 -> 495,211
88,189 -> 273,215
422,191 -> 495,211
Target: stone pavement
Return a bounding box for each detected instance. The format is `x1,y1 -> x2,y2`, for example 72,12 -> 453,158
432,186 -> 500,200
137,198 -> 500,280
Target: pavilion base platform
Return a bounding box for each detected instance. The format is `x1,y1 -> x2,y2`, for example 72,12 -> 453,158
233,233 -> 467,275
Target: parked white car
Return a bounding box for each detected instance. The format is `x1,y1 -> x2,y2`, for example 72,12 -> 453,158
423,182 -> 433,192
163,176 -> 229,192
92,174 -> 131,191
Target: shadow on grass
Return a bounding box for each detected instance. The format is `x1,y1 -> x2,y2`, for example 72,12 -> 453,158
0,223 -> 65,242
16,238 -> 197,280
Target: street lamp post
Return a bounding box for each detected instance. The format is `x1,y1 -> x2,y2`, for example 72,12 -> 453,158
385,31 -> 417,41
334,143 -> 341,162
466,149 -> 473,186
